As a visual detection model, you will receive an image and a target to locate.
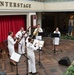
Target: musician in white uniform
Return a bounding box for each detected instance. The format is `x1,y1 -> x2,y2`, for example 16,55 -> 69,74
7,31 -> 17,65
27,38 -> 39,74
53,27 -> 61,51
33,24 -> 43,40
15,27 -> 27,54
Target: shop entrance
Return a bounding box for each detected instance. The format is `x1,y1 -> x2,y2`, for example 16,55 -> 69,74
42,14 -> 55,36
42,12 -> 74,37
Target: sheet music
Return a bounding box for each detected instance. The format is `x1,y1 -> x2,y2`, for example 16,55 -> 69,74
33,39 -> 39,46
36,36 -> 42,40
33,39 -> 44,48
33,19 -> 36,26
39,40 -> 44,47
10,52 -> 21,62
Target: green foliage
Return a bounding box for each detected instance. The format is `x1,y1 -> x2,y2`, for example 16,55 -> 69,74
67,65 -> 74,72
62,61 -> 74,75
61,35 -> 74,40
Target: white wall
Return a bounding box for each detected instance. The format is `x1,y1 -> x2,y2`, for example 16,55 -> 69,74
37,13 -> 42,26
1,0 -> 74,12
0,0 -> 44,12
45,1 -> 74,11
27,13 -> 36,35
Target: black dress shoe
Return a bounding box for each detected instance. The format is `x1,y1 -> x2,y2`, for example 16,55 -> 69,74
29,72 -> 32,74
32,72 -> 38,74
10,62 -> 16,66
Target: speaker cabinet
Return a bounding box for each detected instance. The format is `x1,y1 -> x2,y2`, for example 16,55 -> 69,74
58,57 -> 71,66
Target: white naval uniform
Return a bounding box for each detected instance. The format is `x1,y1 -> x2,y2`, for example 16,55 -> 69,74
26,36 -> 29,44
53,31 -> 61,45
34,28 -> 43,40
7,35 -> 17,57
15,30 -> 27,54
27,42 -> 39,73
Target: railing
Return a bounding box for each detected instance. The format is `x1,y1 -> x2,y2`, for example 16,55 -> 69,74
28,0 -> 45,2
22,0 -> 74,2
45,0 -> 74,2
23,0 -> 74,2
28,0 -> 74,2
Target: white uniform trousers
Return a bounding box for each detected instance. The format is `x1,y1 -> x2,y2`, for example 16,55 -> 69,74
18,38 -> 25,54
28,52 -> 36,73
53,38 -> 60,45
8,46 -> 15,57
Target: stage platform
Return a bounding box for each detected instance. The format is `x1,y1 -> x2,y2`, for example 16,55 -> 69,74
0,37 -> 74,75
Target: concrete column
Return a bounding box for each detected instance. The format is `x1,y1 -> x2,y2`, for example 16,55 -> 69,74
27,12 -> 36,35
37,12 -> 42,27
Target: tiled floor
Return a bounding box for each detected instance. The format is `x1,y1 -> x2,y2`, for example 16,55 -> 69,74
0,37 -> 74,75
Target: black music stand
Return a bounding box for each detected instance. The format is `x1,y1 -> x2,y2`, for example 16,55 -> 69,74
25,39 -> 28,75
10,52 -> 21,75
37,32 -> 44,67
38,32 -> 43,40
21,34 -> 29,75
22,37 -> 28,75
51,33 -> 60,54
16,62 -> 19,75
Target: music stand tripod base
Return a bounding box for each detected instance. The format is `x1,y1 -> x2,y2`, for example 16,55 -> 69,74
51,33 -> 60,54
52,44 -> 62,54
15,62 -> 19,75
37,49 -> 44,69
10,52 -> 21,75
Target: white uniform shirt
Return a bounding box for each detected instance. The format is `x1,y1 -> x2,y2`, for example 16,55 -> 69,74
15,30 -> 27,43
34,28 -> 43,36
15,30 -> 25,39
34,28 -> 43,40
27,42 -> 39,54
26,36 -> 29,44
7,35 -> 16,56
8,35 -> 16,47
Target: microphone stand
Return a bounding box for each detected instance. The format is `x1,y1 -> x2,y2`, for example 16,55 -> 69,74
25,39 -> 28,75
38,33 -> 43,66
37,47 -> 44,69
37,43 -> 44,68
23,33 -> 29,75
53,44 -> 56,54
16,62 -> 19,75
15,27 -> 30,75
17,33 -> 29,75
38,47 -> 42,66
22,37 -> 28,75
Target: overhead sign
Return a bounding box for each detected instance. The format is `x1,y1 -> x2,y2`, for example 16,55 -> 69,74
0,1 -> 31,8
